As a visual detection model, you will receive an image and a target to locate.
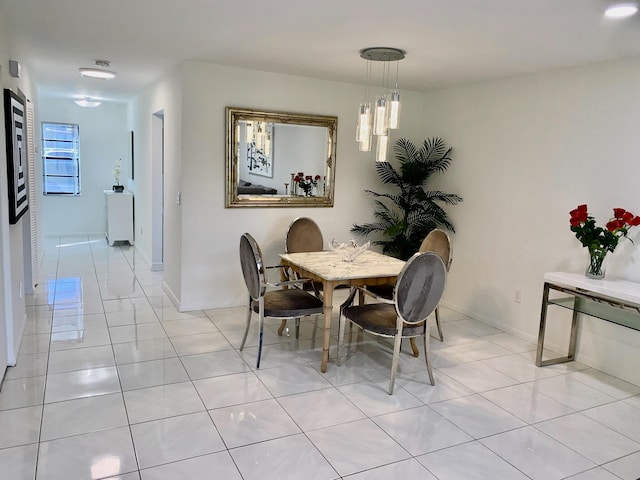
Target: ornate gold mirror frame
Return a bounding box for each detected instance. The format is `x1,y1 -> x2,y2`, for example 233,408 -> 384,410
225,107 -> 337,208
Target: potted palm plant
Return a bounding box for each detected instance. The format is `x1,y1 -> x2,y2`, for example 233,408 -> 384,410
351,137 -> 462,260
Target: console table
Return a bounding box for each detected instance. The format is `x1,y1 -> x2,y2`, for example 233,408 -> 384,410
536,272 -> 640,367
104,190 -> 134,246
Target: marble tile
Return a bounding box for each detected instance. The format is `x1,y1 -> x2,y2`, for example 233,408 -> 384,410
112,338 -> 177,365
45,366 -> 121,403
278,387 -> 366,431
481,426 -> 595,480
307,419 -> 410,476
535,413 -> 640,465
374,405 -> 472,456
48,345 -> 115,374
41,393 -> 128,441
255,363 -> 332,397
194,372 -> 273,410
105,308 -> 159,327
483,332 -> 537,353
169,332 -> 233,355
231,433 -> 339,480
417,441 -> 530,480
396,369 -> 474,404
566,369 -> 640,400
582,400 -> 640,442
181,349 -> 250,379
565,468 -> 626,480
37,426 -> 138,479
437,361 -> 519,393
4,352 -> 48,380
18,333 -> 51,355
430,394 -> 525,439
123,381 -> 205,424
337,380 -> 422,417
602,451 -> 640,479
343,459 -> 436,480
209,398 -> 300,448
0,406 -> 42,449
480,353 -> 562,382
117,357 -> 189,390
131,412 -> 225,469
140,451 -> 242,480
0,375 -> 45,410
160,317 -> 218,336
154,307 -> 207,321
109,322 -> 167,344
529,375 -> 618,411
0,444 -> 38,480
480,383 -> 574,423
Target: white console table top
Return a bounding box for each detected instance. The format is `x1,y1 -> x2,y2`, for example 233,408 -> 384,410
544,272 -> 640,307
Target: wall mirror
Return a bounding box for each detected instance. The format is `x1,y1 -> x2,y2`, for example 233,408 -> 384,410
225,107 -> 337,208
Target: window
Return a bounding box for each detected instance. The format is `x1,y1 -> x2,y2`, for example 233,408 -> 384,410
42,122 -> 80,195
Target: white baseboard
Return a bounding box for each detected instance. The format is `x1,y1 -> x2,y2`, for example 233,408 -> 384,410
162,281 -> 180,310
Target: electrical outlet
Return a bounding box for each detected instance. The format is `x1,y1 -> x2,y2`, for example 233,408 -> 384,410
514,289 -> 522,303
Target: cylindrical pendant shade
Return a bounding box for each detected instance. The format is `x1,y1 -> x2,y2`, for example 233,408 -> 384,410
373,96 -> 387,136
376,133 -> 389,162
356,103 -> 372,142
388,90 -> 401,129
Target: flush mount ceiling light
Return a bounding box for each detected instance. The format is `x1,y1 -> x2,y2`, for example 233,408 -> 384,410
355,47 -> 405,162
74,97 -> 101,108
605,2 -> 639,18
78,60 -> 117,79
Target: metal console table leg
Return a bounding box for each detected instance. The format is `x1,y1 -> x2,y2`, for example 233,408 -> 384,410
536,282 -> 580,367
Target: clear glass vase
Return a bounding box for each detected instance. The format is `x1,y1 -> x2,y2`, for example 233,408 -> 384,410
586,248 -> 607,280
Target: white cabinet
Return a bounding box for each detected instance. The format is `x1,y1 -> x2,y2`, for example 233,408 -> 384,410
104,190 -> 134,246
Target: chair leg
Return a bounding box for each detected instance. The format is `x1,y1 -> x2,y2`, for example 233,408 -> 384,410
256,299 -> 265,369
422,326 -> 435,386
295,317 -> 301,339
388,331 -> 403,395
337,312 -> 346,366
277,319 -> 288,336
239,298 -> 252,351
409,338 -> 419,357
433,306 -> 444,342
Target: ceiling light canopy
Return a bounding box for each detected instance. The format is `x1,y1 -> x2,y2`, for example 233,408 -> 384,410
604,2 -> 639,18
74,97 -> 101,108
355,47 -> 406,162
78,60 -> 116,79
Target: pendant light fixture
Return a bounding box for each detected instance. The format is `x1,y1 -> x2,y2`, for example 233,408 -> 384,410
356,47 -> 405,162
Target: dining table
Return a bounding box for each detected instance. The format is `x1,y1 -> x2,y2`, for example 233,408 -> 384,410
279,249 -> 405,373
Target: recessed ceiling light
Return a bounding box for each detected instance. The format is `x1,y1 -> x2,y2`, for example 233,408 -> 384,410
74,97 -> 101,108
78,60 -> 117,80
605,2 -> 639,18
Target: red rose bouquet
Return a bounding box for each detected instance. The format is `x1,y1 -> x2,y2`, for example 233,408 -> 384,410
294,172 -> 321,197
569,204 -> 640,278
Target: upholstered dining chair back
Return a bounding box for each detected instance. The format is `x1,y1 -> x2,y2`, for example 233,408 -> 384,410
419,229 -> 453,271
395,252 -> 447,325
285,217 -> 324,253
338,251 -> 447,394
239,232 -> 324,368
239,232 -> 264,300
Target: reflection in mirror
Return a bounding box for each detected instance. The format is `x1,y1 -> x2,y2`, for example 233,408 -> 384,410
225,107 -> 338,208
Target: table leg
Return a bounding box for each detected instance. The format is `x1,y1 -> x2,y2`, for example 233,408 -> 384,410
321,281 -> 335,373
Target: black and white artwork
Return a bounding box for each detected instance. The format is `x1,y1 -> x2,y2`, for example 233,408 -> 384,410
3,89 -> 29,224
246,123 -> 273,178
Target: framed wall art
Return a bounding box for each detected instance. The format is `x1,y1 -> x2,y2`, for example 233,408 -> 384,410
3,89 -> 29,224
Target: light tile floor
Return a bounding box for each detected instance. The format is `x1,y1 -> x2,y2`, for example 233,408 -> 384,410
1,235 -> 639,479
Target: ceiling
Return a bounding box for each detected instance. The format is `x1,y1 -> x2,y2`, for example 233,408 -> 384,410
2,0 -> 640,103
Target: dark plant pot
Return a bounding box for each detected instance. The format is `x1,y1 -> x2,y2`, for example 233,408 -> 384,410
112,185 -> 124,192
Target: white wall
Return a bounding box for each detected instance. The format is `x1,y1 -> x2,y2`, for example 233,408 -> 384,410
0,5 -> 38,369
423,57 -> 640,384
39,99 -> 129,236
128,70 -> 183,300
146,62 -> 425,311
